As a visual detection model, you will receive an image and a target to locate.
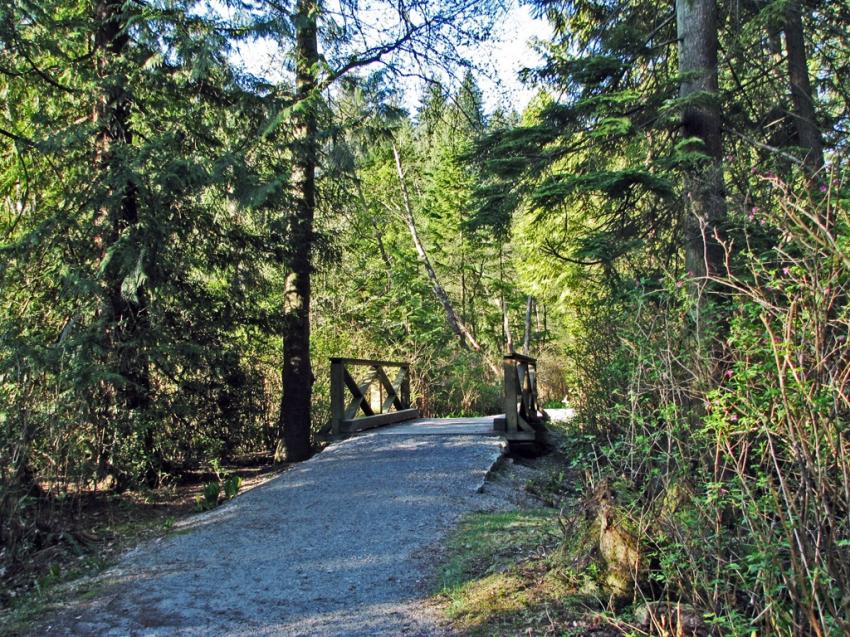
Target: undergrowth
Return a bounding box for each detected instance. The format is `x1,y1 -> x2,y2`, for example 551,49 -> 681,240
558,170 -> 850,634
0,508 -> 175,637
0,458 -> 278,636
446,168 -> 850,636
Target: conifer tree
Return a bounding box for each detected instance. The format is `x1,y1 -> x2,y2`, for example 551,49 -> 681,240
782,0 -> 824,173
279,0 -> 320,462
676,0 -> 725,285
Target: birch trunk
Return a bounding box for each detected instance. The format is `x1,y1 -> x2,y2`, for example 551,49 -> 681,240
393,145 -> 500,376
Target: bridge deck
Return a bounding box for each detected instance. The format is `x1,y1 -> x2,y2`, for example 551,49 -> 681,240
328,355 -> 550,443
369,415 -> 501,436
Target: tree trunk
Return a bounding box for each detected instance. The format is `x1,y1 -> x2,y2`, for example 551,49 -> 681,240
278,0 -> 318,463
94,0 -> 155,485
499,246 -> 514,353
783,0 -> 824,174
460,240 -> 467,325
676,0 -> 725,284
522,296 -> 533,356
393,144 -> 499,376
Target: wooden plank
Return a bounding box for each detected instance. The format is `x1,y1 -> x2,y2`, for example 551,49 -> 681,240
342,367 -> 378,398
503,353 -> 537,364
342,367 -> 361,397
501,353 -> 547,443
355,368 -> 379,415
518,364 -> 539,423
495,416 -> 537,439
504,429 -> 537,442
330,357 -> 409,368
528,372 -> 541,421
382,393 -> 399,413
342,367 -> 377,419
344,396 -> 366,420
517,362 -> 528,390
374,365 -> 403,411
339,408 -> 420,433
503,360 -> 518,434
516,414 -> 536,432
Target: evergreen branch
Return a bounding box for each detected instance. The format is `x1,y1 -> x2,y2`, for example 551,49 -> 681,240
541,238 -> 605,266
7,28 -> 78,94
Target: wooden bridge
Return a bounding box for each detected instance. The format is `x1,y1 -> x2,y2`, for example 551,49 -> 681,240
325,353 -> 549,443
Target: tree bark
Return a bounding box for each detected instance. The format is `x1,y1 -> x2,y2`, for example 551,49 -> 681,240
676,0 -> 725,283
783,0 -> 824,174
460,239 -> 467,325
278,0 -> 318,463
393,144 -> 499,377
94,0 -> 155,484
499,246 -> 514,354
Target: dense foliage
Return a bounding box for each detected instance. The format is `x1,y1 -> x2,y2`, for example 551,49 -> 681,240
0,0 -> 527,567
2,0 -> 849,633
472,0 -> 850,633
1,0 -> 288,560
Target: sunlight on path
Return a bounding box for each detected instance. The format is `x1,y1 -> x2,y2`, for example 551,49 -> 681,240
44,432 -> 507,636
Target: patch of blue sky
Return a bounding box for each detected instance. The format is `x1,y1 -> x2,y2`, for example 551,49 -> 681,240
205,0 -> 550,114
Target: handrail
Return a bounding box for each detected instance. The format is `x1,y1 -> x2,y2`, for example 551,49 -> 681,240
502,352 -> 537,363
329,358 -> 418,435
329,357 -> 409,367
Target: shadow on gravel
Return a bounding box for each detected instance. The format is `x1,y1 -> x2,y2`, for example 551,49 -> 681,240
39,434 -> 504,637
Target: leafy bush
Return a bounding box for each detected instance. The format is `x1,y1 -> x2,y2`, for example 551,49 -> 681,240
562,170 -> 850,634
195,481 -> 222,512
223,475 -> 242,500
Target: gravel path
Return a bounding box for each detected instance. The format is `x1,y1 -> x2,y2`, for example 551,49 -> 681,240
43,431 -> 506,637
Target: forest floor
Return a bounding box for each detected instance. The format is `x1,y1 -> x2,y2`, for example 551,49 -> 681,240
0,455 -> 288,636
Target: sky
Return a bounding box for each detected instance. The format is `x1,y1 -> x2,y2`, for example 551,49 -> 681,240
228,1 -> 551,115
464,2 -> 552,113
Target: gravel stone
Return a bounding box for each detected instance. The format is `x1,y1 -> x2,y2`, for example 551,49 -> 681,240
43,432 -> 506,636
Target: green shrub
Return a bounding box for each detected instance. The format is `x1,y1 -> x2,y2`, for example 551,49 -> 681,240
223,475 -> 242,500
561,172 -> 850,635
195,481 -> 221,512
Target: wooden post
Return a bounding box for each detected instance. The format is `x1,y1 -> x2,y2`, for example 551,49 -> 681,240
400,364 -> 411,410
503,357 -> 518,434
330,358 -> 345,435
528,365 -> 539,416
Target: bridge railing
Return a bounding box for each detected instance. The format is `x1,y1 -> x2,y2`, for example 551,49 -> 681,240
329,358 -> 420,436
497,353 -> 549,441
